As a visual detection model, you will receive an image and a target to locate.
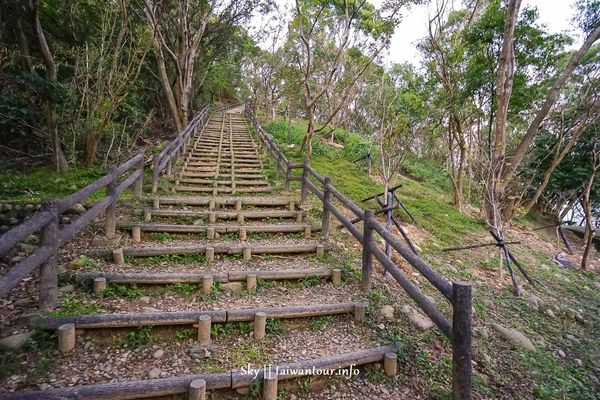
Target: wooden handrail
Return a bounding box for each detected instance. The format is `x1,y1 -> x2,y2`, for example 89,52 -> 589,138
151,106 -> 210,193
0,151 -> 145,308
245,104 -> 472,399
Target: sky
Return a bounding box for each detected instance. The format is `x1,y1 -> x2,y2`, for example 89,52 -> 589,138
380,0 -> 581,66
257,0 -> 582,66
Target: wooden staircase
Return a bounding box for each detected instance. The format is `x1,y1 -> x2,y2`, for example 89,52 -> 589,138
0,107 -> 403,399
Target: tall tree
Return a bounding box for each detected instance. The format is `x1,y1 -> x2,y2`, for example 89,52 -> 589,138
292,0 -> 404,158
142,0 -> 259,132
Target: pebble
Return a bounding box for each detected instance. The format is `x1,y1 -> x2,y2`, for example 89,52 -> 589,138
575,359 -> 583,367
148,368 -> 161,379
153,349 -> 164,359
557,350 -> 565,358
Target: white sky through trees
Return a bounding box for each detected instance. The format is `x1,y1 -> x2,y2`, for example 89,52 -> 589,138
257,0 -> 581,66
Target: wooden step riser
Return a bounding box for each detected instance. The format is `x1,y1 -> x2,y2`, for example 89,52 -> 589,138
125,223 -> 312,235
142,210 -> 303,223
3,346 -> 395,400
103,244 -> 328,262
75,269 -> 335,285
179,173 -> 264,178
174,187 -> 272,194
171,179 -> 270,186
152,197 -> 299,208
182,167 -> 263,173
31,302 -> 361,329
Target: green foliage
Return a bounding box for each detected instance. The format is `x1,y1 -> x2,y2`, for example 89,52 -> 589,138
166,282 -> 199,295
265,318 -> 285,335
102,283 -> 142,298
118,326 -> 154,348
0,166 -> 105,202
175,329 -> 194,341
51,294 -> 99,317
150,232 -> 175,242
309,316 -> 333,331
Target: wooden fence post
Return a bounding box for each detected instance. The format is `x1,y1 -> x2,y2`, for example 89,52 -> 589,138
452,281 -> 472,400
276,153 -> 282,177
322,177 -> 332,238
134,153 -> 144,200
39,199 -> 59,310
105,166 -> 118,238
152,155 -> 160,193
166,159 -> 172,177
361,210 -> 374,291
284,161 -> 291,190
300,158 -> 309,204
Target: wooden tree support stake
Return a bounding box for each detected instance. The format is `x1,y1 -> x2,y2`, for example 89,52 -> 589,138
316,245 -> 325,257
304,226 -> 311,239
113,249 -> 125,265
207,228 -> 215,240
331,269 -> 342,287
254,312 -> 266,341
205,247 -> 215,263
131,227 -> 141,243
235,200 -> 242,211
202,275 -> 213,294
93,278 -> 107,294
239,227 -> 247,241
144,210 -> 151,222
246,274 -> 257,291
197,315 -> 211,345
354,304 -> 366,322
189,379 -> 206,400
57,323 -> 75,353
262,369 -> 277,400
384,352 -> 397,377
243,247 -> 252,261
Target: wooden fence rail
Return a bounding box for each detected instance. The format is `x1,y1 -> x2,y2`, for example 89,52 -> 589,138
0,104 -> 215,310
151,106 -> 210,192
245,104 -> 472,400
0,153 -> 145,309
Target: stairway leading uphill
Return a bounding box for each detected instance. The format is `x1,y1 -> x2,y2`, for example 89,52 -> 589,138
2,107 -> 402,399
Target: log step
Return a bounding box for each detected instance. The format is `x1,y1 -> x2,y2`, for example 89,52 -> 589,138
74,269 -> 334,285
2,345 -> 396,400
171,178 -> 270,186
152,196 -> 298,208
174,186 -> 272,193
123,222 -> 313,234
179,173 -> 265,179
30,302 -> 362,329
141,209 -> 304,222
112,243 -> 329,258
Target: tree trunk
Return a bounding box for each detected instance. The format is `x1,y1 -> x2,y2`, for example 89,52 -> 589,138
580,170 -> 596,270
484,0 -> 521,234
301,106 -> 315,159
526,113 -> 599,213
500,24 -> 600,191
32,0 -> 68,171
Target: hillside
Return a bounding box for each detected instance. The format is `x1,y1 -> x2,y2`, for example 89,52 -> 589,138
261,115 -> 600,399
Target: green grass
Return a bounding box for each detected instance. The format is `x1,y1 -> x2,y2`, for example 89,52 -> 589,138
166,282 -> 199,295
0,166 -> 106,202
262,118 -> 486,247
50,294 -> 99,316
102,283 -> 142,298
116,326 -> 154,348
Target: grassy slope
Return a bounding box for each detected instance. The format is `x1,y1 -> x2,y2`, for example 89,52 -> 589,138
263,117 -> 600,400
